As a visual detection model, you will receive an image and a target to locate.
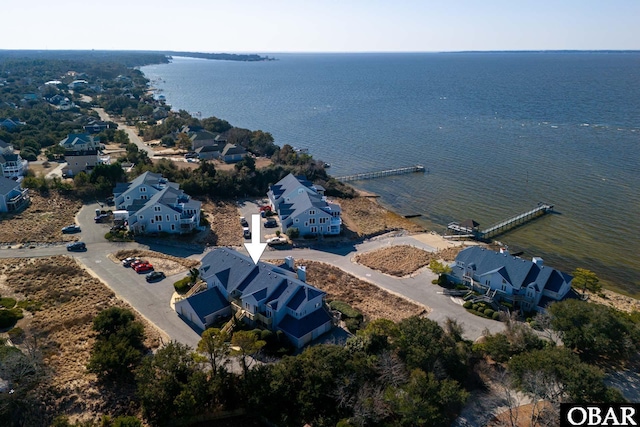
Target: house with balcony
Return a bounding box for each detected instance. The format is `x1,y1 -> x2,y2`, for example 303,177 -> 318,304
174,248 -> 333,348
59,133 -> 108,176
448,246 -> 573,313
0,139 -> 28,179
268,174 -> 341,236
0,177 -> 29,213
113,172 -> 201,234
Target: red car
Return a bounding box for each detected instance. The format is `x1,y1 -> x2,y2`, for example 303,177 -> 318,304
133,262 -> 154,273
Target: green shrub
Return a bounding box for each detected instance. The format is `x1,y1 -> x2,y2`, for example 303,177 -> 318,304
484,308 -> 495,317
0,308 -> 23,328
463,301 -> 473,309
173,277 -> 192,294
344,317 -> 362,333
8,327 -> 24,340
329,300 -> 363,320
17,299 -> 42,312
286,227 -> 300,239
472,304 -> 479,311
501,301 -> 513,309
492,312 -> 501,321
0,297 -> 16,309
432,279 -> 439,284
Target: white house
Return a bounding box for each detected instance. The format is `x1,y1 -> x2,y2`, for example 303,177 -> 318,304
113,172 -> 201,234
0,176 -> 29,213
268,174 -> 341,236
449,246 -> 574,313
174,248 -> 333,348
0,140 -> 28,179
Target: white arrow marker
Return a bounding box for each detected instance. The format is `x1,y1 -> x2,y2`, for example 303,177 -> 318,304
244,213 -> 267,264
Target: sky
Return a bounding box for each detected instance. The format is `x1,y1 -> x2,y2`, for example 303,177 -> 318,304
2,0 -> 639,53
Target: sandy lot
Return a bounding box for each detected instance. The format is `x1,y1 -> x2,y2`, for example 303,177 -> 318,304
197,199 -> 243,247
336,196 -> 425,237
0,191 -> 83,245
301,260 -> 429,323
0,255 -> 165,422
354,245 -> 465,277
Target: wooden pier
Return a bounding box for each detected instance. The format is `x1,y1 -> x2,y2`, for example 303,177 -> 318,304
335,165 -> 426,182
447,202 -> 554,240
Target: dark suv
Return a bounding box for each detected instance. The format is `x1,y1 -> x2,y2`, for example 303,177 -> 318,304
66,242 -> 86,252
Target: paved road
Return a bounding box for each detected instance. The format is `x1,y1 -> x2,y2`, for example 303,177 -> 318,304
0,201 -> 505,346
94,108 -> 156,158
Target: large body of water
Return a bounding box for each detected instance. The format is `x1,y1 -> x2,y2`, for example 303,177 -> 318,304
141,53 -> 640,296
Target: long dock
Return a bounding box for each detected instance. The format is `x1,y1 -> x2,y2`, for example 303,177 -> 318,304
335,165 -> 425,182
447,202 -> 554,240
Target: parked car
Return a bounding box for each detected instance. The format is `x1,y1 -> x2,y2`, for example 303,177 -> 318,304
145,271 -> 166,282
133,262 -> 154,273
61,224 -> 81,234
94,213 -> 109,223
264,218 -> 278,228
243,228 -> 251,239
184,152 -> 198,159
240,217 -> 248,227
105,196 -> 115,206
266,236 -> 287,246
121,257 -> 141,267
130,259 -> 147,269
66,242 -> 86,252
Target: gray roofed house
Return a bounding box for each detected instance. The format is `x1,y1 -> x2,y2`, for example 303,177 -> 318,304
220,143 -> 247,163
448,246 -> 573,312
0,176 -> 29,213
113,172 -> 200,235
267,173 -> 341,236
174,248 -> 333,348
0,118 -> 25,130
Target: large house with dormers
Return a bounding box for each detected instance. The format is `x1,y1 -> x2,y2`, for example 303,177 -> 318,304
267,174 -> 342,236
113,172 -> 201,234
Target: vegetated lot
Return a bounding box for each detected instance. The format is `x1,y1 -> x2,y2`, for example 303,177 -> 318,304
0,255 -> 165,421
197,199 -> 243,247
354,245 -> 464,277
0,191 -> 82,244
301,260 -> 429,322
336,196 -> 425,237
109,249 -> 200,276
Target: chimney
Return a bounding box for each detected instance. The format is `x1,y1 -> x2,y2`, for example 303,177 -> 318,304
297,265 -> 307,282
285,256 -> 295,271
532,257 -> 544,266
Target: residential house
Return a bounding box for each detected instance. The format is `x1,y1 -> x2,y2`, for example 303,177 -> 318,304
0,140 -> 28,179
268,174 -> 341,236
174,248 -> 334,348
195,145 -> 221,161
188,129 -> 222,151
59,133 -> 108,176
83,120 -> 110,134
113,172 -> 201,234
448,246 -> 573,313
220,143 -> 247,163
0,118 -> 25,131
0,176 -> 29,213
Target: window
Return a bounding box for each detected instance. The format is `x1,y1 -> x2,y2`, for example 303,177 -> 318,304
150,219 -> 154,224
155,215 -> 162,222
295,218 -> 299,223
166,215 -> 170,221
171,224 -> 175,231
309,210 -> 315,215
139,215 -> 143,220
154,206 -> 161,212
309,218 -> 315,224
158,225 -> 162,231
141,195 -> 147,200
140,187 -> 146,192
319,217 -> 327,224
175,215 -> 178,221
311,226 -> 317,233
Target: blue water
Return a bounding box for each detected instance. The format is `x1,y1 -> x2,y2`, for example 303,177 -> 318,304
141,52 -> 640,295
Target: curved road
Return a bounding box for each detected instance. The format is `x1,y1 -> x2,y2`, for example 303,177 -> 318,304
0,203 -> 505,349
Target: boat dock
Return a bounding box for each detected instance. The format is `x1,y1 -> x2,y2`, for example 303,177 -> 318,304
447,202 -> 554,240
335,165 -> 426,182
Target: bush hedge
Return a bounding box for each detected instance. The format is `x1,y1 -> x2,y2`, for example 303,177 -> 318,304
492,312 -> 501,321
463,301 -> 472,309
329,301 -> 363,320
0,308 -> 23,329
0,297 -> 17,309
174,277 -> 192,294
